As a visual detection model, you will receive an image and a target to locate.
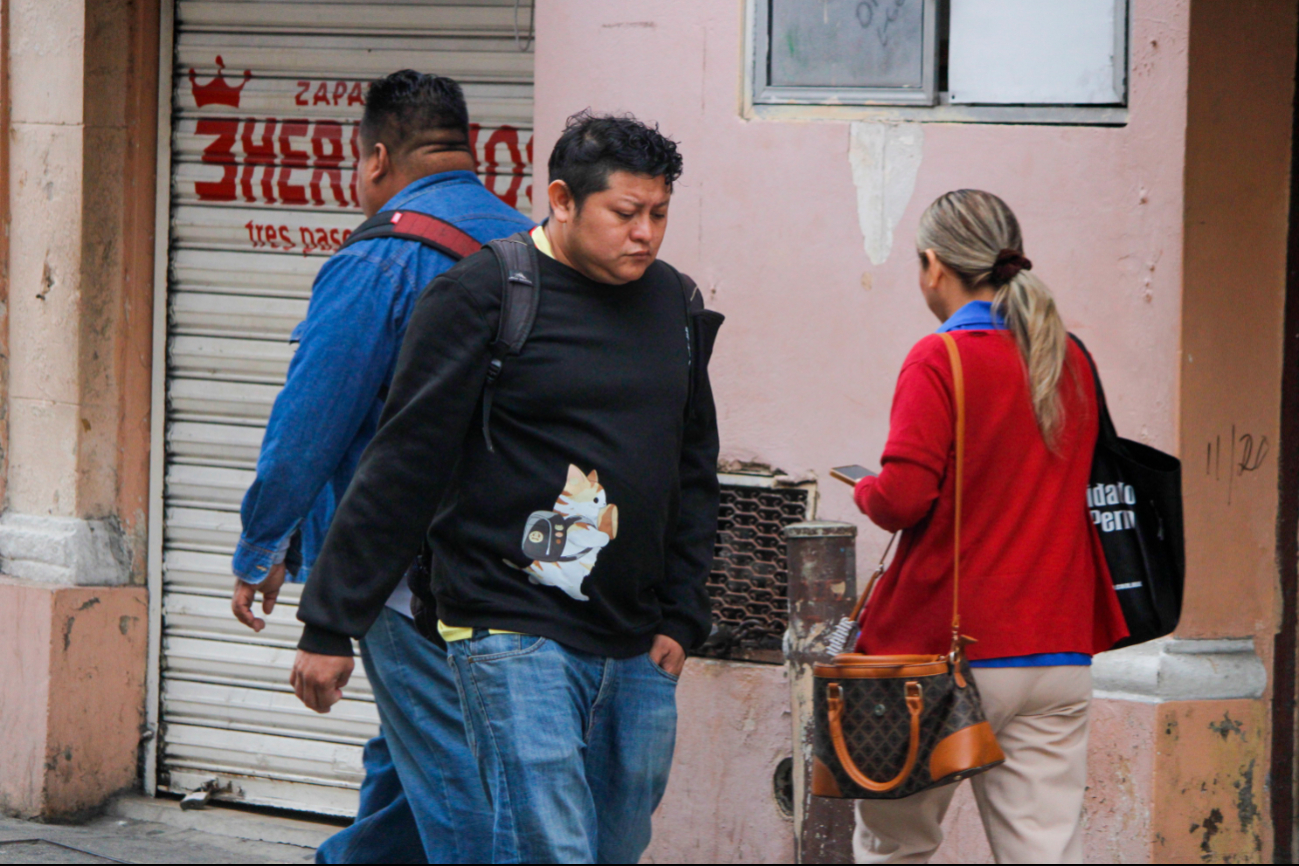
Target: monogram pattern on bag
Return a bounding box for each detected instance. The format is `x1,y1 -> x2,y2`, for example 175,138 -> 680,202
812,659 -> 995,800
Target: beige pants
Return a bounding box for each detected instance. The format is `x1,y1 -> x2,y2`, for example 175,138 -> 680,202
853,665 -> 1092,865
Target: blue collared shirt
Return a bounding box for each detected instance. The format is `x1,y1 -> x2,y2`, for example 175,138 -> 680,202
936,299 -> 1005,333
233,171 -> 534,605
937,301 -> 1090,669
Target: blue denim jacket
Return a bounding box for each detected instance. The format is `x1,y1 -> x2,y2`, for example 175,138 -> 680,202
234,171 -> 534,585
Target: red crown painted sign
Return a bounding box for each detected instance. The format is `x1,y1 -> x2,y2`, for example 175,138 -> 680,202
189,56 -> 252,108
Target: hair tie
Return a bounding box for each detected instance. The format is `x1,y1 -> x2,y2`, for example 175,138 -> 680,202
991,249 -> 1032,287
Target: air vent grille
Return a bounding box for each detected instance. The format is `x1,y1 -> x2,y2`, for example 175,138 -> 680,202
695,482 -> 812,664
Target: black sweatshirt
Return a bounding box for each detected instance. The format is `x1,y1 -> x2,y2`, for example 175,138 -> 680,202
297,239 -> 723,658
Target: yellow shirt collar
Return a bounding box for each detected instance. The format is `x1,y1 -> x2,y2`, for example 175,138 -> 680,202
530,224 -> 554,260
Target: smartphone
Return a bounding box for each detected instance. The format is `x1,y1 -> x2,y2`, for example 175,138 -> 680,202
830,465 -> 878,486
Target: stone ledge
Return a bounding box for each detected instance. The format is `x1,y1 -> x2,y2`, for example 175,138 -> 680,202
0,513 -> 130,586
1092,637 -> 1267,703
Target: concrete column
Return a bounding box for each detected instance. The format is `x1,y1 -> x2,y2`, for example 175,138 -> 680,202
784,521 -> 857,865
1,0 -> 156,583
6,0 -> 87,525
0,0 -> 158,819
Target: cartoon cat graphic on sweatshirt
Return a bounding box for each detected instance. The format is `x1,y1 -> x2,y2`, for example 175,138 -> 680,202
517,465 -> 619,602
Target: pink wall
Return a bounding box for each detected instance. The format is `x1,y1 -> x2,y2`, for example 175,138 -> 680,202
643,660 -> 794,864
534,2 -> 1192,862
533,0 -> 1189,570
0,580 -> 147,818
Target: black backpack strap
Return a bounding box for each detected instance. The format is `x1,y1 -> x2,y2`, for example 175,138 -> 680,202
679,271 -> 704,314
481,231 -> 541,452
340,209 -> 483,261
676,269 -> 704,411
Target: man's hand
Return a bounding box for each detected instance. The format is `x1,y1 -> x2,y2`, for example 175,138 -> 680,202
290,650 -> 354,714
650,634 -> 687,677
231,564 -> 287,632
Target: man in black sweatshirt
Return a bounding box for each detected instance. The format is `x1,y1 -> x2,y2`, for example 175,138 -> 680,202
291,112 -> 723,863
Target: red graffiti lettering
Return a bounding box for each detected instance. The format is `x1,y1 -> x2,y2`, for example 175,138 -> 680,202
195,117 -> 238,201
291,77 -> 367,110
310,169 -> 346,207
483,126 -> 524,208
241,119 -> 277,164
198,110 -> 530,212
308,121 -> 346,206
237,164 -> 268,204
292,225 -> 352,256
278,120 -> 310,166
525,134 -> 534,208
312,121 -> 344,165
239,120 -> 276,203
277,167 -> 308,206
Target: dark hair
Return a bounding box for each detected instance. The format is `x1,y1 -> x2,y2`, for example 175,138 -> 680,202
360,70 -> 471,162
547,111 -> 683,210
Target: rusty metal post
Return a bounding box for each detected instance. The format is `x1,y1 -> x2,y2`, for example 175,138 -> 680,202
785,521 -> 858,865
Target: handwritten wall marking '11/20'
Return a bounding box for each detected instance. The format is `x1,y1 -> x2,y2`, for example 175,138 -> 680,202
1206,425 -> 1269,505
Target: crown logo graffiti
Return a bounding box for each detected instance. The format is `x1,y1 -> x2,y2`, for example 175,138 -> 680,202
189,55 -> 252,109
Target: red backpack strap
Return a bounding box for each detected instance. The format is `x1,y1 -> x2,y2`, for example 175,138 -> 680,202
340,209 -> 483,260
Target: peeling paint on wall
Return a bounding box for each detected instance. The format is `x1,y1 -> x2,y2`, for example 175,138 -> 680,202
1153,701 -> 1268,863
848,122 -> 923,266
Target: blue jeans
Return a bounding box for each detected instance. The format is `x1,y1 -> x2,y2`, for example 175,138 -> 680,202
318,609 -> 494,863
447,632 -> 679,864
316,734 -> 425,864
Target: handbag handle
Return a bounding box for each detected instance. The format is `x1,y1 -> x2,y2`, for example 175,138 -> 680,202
826,681 -> 924,792
1067,334 -> 1120,449
848,336 -> 967,656
940,333 -> 966,658
850,531 -> 899,622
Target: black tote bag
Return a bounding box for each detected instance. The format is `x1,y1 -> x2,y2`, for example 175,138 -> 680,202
1071,336 -> 1184,648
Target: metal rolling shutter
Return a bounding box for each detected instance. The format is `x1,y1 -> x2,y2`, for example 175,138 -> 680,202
158,0 -> 534,815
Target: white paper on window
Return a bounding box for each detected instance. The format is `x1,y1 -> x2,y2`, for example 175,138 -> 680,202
947,0 -> 1125,104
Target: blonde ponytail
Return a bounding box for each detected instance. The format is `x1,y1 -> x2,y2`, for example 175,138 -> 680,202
917,190 -> 1070,447
993,271 -> 1068,445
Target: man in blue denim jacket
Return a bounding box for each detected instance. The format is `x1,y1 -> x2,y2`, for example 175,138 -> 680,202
230,71 -> 533,863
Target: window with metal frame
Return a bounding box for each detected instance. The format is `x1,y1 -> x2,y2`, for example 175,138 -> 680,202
749,0 -> 1130,125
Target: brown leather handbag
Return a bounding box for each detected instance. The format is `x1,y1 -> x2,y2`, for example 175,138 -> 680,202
812,333 -> 1005,800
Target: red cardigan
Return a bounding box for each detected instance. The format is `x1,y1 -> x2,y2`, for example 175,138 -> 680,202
853,331 -> 1127,659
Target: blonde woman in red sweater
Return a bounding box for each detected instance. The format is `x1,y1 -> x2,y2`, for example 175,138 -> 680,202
851,190 -> 1126,864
